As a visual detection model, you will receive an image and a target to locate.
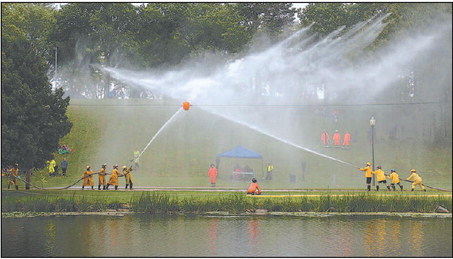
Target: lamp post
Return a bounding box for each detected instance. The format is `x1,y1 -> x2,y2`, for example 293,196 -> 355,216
370,116 -> 376,186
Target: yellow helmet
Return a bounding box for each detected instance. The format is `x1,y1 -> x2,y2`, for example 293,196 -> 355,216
86,165 -> 91,169
122,166 -> 127,169
410,169 -> 416,172
366,162 -> 371,166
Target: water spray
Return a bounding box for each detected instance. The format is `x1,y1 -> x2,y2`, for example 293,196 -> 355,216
136,107 -> 184,160
203,107 -> 359,168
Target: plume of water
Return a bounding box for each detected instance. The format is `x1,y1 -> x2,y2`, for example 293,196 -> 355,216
101,13 -> 451,180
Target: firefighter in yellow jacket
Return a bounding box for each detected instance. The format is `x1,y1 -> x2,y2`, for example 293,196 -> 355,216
98,163 -> 107,190
359,162 -> 373,191
406,169 -> 426,192
82,166 -> 95,190
373,166 -> 391,191
106,164 -> 122,190
8,164 -> 19,190
387,169 -> 403,191
123,166 -> 134,190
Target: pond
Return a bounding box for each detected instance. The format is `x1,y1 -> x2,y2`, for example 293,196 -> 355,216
2,214 -> 451,257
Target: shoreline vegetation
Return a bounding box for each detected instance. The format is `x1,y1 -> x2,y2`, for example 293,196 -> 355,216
2,191 -> 451,217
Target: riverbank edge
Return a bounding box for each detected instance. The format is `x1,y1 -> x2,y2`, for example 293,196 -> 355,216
2,211 -> 451,219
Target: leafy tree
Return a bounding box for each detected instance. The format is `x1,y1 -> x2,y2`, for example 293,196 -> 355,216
1,23 -> 72,170
234,3 -> 298,36
1,3 -> 56,63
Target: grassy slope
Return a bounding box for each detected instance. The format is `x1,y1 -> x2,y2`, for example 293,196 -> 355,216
3,99 -> 451,190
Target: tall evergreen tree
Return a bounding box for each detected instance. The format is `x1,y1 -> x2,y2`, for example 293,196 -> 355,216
1,23 -> 72,170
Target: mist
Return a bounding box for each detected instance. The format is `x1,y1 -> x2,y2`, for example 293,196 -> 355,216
80,12 -> 451,188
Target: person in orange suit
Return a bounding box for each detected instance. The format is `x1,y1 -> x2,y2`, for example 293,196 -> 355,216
247,178 -> 262,195
342,131 -> 351,149
321,130 -> 330,147
208,164 -> 218,187
332,130 -> 341,147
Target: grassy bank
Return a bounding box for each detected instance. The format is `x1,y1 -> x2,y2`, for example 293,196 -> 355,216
4,98 -> 451,190
2,190 -> 451,214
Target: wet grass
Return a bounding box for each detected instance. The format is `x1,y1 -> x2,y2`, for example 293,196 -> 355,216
2,190 -> 451,214
8,98 -> 450,191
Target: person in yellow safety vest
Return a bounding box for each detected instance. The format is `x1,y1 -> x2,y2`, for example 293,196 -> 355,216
106,164 -> 122,190
265,162 -> 274,180
359,162 -> 373,191
48,160 -> 56,176
387,169 -> 403,191
8,164 -> 19,190
406,169 -> 426,192
373,166 -> 391,191
98,163 -> 108,190
82,166 -> 95,190
133,150 -> 140,169
123,166 -> 134,190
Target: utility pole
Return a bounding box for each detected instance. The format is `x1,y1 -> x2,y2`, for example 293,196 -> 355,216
370,116 -> 376,186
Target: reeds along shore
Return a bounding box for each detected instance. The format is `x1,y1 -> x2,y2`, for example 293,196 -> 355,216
2,192 -> 451,214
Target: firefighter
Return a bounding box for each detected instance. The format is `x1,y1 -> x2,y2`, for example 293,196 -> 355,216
247,178 -> 262,195
207,164 -> 218,187
82,166 -> 95,190
98,163 -> 107,190
406,169 -> 426,192
321,130 -> 330,147
106,164 -> 121,190
373,166 -> 391,191
387,169 -> 403,191
123,166 -> 134,190
332,130 -> 341,147
359,162 -> 373,191
8,164 -> 19,190
342,131 -> 351,149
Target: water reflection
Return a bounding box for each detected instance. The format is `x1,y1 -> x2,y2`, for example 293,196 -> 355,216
1,215 -> 451,257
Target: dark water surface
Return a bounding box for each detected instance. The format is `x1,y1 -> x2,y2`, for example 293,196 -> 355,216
2,214 -> 452,257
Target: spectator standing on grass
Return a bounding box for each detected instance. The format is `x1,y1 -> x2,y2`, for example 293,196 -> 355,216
208,164 -> 218,187
47,160 -> 55,176
265,162 -> 274,180
61,158 -> 68,176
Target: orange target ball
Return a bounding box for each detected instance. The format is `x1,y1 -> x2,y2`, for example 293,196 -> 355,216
182,102 -> 191,110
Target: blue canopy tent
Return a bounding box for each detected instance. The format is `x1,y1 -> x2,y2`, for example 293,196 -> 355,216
216,146 -> 263,180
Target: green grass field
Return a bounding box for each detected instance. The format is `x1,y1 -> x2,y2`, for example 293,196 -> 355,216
2,98 -> 452,190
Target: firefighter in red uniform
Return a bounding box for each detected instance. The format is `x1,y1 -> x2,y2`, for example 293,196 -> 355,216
321,130 -> 330,147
